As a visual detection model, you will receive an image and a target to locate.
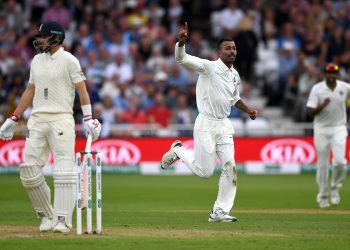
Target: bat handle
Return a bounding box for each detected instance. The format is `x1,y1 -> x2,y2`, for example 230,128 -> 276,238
85,134 -> 93,152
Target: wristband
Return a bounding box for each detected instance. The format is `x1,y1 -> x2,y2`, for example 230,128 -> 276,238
81,104 -> 92,116
11,114 -> 20,122
83,115 -> 92,122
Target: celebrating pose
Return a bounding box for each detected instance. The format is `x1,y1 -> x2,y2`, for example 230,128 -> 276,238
161,22 -> 257,222
307,63 -> 349,208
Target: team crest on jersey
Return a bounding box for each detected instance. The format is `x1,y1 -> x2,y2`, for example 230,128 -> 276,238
339,91 -> 344,96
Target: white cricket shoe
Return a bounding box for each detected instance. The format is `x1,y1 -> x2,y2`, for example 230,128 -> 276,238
330,189 -> 340,205
208,209 -> 237,222
161,140 -> 183,170
39,217 -> 53,232
53,221 -> 70,234
318,199 -> 330,208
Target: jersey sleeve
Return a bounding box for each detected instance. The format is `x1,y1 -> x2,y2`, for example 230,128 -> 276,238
306,86 -> 318,108
69,56 -> 86,84
28,65 -> 34,85
28,58 -> 36,85
175,43 -> 208,75
231,75 -> 241,105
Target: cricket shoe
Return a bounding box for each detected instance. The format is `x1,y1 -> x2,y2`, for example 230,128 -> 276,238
39,217 -> 53,232
161,140 -> 182,170
330,189 -> 340,205
318,199 -> 330,208
53,219 -> 70,234
208,209 -> 237,222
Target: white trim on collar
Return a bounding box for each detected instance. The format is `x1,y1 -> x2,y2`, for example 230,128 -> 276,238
50,47 -> 64,59
217,58 -> 233,71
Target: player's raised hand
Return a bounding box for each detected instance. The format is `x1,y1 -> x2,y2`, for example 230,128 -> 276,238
178,22 -> 188,46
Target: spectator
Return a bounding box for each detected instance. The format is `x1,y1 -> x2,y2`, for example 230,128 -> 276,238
121,96 -> 147,124
167,0 -> 183,37
148,93 -> 173,127
277,42 -> 298,104
217,0 -> 244,37
84,50 -> 105,88
84,31 -> 110,56
42,0 -> 71,27
168,63 -> 189,89
234,15 -> 258,82
277,22 -> 301,55
109,31 -> 129,57
8,35 -> 34,68
103,52 -> 133,84
113,83 -> 131,112
5,0 -> 24,33
146,46 -> 167,72
99,95 -> 119,137
294,63 -> 320,122
186,31 -> 211,58
173,94 -> 194,125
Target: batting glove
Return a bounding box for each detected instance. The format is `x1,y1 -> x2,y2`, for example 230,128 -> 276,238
83,116 -> 102,141
0,115 -> 19,141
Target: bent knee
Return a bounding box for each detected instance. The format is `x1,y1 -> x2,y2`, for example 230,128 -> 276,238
19,163 -> 44,188
197,167 -> 214,178
333,159 -> 346,167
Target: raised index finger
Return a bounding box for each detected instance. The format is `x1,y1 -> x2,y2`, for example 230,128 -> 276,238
184,22 -> 188,32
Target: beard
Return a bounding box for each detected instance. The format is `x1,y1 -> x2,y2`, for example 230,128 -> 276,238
222,56 -> 235,66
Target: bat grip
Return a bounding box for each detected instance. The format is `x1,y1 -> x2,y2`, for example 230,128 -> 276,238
85,134 -> 93,152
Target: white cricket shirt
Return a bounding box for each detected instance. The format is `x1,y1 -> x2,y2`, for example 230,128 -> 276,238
28,47 -> 86,122
175,43 -> 240,119
306,80 -> 350,130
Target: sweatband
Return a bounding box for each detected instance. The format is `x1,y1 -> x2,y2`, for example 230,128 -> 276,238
81,104 -> 92,117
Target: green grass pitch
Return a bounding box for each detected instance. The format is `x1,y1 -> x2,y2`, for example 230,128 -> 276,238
0,173 -> 349,250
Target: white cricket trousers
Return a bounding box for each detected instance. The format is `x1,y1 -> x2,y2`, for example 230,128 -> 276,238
24,118 -> 75,165
174,114 -> 237,213
314,125 -> 347,200
24,118 -> 76,226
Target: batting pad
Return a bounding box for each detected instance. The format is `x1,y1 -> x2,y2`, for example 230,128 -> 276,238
19,164 -> 54,218
53,157 -> 76,228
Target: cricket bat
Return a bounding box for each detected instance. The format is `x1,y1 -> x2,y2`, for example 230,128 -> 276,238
81,134 -> 92,209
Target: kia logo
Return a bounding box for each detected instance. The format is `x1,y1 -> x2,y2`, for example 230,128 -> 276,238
92,140 -> 141,165
260,139 -> 315,163
0,140 -> 25,165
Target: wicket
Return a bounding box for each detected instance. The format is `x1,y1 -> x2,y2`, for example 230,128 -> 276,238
76,151 -> 102,235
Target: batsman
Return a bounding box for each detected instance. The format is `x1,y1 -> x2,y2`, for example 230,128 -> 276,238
0,21 -> 101,233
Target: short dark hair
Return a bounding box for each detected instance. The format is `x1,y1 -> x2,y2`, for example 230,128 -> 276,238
217,38 -> 234,50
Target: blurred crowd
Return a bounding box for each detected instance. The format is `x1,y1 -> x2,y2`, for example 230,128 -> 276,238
1,0 -> 350,137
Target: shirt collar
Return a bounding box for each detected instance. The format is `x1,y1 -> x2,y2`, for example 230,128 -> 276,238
217,58 -> 233,72
49,47 -> 64,59
322,80 -> 338,91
